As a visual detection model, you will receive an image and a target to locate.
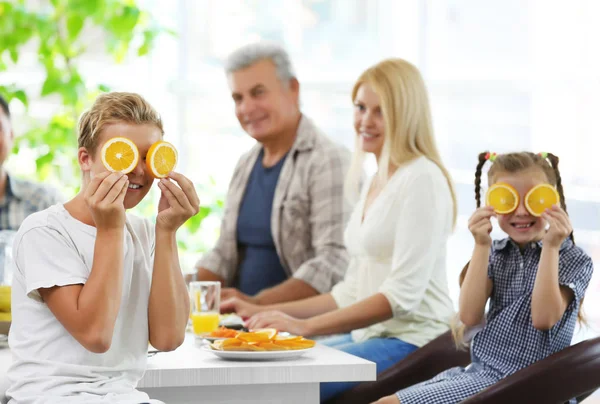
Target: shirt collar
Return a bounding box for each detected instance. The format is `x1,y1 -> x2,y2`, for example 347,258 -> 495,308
291,115 -> 317,152
492,236 -> 573,252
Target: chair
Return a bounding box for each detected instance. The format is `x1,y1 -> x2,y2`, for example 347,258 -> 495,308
326,329 -> 600,404
462,336 -> 600,404
325,329 -> 475,404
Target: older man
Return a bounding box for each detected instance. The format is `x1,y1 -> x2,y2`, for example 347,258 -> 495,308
0,95 -> 63,231
195,43 -> 351,305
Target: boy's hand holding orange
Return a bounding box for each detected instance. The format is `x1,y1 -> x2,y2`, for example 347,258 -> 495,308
156,172 -> 200,232
100,137 -> 199,232
84,171 -> 128,230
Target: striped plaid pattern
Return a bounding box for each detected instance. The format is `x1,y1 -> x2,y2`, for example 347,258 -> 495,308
196,115 -> 352,293
0,175 -> 63,231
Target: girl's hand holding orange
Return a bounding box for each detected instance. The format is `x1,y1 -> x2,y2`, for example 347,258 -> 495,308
468,206 -> 496,247
541,205 -> 572,249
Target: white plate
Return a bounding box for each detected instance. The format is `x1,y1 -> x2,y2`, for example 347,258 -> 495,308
202,346 -> 313,361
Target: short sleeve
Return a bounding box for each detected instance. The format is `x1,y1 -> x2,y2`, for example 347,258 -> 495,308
15,226 -> 89,301
558,245 -> 594,305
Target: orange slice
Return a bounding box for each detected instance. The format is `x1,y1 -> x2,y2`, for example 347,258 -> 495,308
525,184 -> 560,217
100,137 -> 139,173
237,328 -> 278,343
146,140 -> 178,178
486,183 -> 519,214
253,328 -> 278,340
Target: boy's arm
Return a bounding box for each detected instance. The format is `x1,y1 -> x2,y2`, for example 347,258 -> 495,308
39,172 -> 129,353
148,173 -> 199,351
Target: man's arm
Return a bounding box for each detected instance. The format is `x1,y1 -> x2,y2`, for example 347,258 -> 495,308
289,146 -> 351,294
254,278 -> 318,304
196,267 -> 225,285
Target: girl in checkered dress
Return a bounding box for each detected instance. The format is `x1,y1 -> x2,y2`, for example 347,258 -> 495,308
374,151 -> 594,404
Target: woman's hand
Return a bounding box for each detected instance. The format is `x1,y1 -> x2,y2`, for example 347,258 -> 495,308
246,311 -> 311,336
220,297 -> 261,318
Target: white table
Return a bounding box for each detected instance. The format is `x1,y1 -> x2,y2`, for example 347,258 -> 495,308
0,335 -> 376,404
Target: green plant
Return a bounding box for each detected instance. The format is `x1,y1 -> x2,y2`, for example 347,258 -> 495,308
0,0 -> 224,254
0,0 -> 168,193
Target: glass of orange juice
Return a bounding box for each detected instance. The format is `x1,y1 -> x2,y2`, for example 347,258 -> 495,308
189,281 -> 220,336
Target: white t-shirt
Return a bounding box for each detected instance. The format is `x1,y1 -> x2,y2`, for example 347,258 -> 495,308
331,157 -> 455,347
7,204 -> 157,404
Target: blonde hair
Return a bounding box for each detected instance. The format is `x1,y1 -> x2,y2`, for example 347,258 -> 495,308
78,92 -> 163,155
345,58 -> 457,226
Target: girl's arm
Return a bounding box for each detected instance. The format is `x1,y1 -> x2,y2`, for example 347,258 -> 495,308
458,244 -> 493,326
531,206 -> 574,330
458,206 -> 495,326
531,244 -> 571,330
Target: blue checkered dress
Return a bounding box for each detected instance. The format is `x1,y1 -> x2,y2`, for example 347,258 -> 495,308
396,237 -> 594,404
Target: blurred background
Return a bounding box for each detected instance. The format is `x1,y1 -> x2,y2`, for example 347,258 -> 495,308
2,0 -> 599,344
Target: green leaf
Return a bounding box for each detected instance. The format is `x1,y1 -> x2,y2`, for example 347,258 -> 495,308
35,152 -> 54,172
113,40 -> 129,63
66,14 -> 84,40
13,90 -> 27,106
137,28 -> 159,56
108,5 -> 140,38
98,83 -> 110,92
41,75 -> 61,96
9,47 -> 18,63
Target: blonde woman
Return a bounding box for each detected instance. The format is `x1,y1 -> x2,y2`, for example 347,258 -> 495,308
222,59 -> 457,402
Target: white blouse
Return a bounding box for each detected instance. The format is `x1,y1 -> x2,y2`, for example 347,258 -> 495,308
331,156 -> 455,347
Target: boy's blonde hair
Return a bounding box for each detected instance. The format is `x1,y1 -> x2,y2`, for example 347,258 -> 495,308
78,92 -> 163,155
345,58 -> 457,226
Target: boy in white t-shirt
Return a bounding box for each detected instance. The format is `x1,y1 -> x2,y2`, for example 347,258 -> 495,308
6,92 -> 198,404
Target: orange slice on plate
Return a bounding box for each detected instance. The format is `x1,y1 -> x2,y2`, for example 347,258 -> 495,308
525,184 -> 560,217
237,328 -> 278,343
100,137 -> 139,173
486,183 -> 519,214
146,140 -> 178,178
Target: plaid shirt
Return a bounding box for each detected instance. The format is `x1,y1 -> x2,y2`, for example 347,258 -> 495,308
0,174 -> 63,231
196,115 -> 352,293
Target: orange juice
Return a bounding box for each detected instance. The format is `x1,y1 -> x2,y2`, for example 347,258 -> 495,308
191,312 -> 220,334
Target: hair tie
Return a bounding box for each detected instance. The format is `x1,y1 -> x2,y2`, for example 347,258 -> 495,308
538,152 -> 548,159
485,152 -> 497,162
